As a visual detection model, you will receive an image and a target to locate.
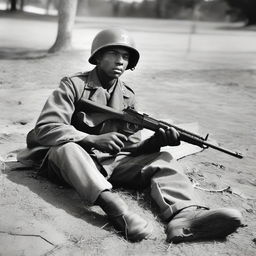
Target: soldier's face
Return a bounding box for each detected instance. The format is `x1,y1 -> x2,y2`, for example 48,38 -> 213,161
97,47 -> 129,79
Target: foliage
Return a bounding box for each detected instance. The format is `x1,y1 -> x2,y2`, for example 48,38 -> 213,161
224,0 -> 256,25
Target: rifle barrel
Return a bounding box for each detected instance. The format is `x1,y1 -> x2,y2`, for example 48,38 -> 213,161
179,133 -> 243,159
198,139 -> 243,159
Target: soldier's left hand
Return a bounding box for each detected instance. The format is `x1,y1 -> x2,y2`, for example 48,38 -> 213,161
155,127 -> 180,147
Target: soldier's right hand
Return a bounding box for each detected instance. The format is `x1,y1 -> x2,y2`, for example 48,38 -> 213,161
81,132 -> 128,154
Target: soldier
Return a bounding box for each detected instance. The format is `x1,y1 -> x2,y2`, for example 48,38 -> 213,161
18,28 -> 242,243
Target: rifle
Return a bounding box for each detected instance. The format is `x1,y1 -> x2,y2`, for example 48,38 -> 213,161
77,99 -> 243,159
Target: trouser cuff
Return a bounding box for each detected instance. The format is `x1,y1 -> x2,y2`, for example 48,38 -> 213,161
160,202 -> 209,221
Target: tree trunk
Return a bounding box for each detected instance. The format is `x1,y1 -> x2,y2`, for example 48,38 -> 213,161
246,15 -> 256,26
245,5 -> 256,25
155,0 -> 168,18
20,0 -> 24,11
9,0 -> 17,11
48,0 -> 78,53
111,0 -> 120,16
45,0 -> 52,15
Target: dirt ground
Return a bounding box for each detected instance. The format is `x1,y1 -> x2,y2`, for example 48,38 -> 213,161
0,12 -> 256,256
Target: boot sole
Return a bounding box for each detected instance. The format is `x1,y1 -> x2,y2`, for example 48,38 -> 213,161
168,208 -> 242,243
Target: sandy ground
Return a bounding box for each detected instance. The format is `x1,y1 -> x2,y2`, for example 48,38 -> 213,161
0,12 -> 256,256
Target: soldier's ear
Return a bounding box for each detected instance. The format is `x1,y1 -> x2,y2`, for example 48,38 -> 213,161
95,52 -> 103,65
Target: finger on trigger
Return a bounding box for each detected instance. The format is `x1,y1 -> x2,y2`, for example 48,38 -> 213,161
109,141 -> 121,154
116,133 -> 128,141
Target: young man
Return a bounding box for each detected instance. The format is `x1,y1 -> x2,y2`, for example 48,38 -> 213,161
18,28 -> 242,243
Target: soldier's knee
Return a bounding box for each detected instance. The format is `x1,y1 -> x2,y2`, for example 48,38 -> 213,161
59,142 -> 80,152
49,142 -> 81,161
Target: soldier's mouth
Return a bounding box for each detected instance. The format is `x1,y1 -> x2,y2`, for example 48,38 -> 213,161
113,68 -> 123,74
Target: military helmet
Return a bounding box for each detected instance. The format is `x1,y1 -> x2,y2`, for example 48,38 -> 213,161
89,28 -> 140,70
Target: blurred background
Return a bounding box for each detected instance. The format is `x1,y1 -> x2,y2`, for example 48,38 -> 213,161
1,0 -> 255,24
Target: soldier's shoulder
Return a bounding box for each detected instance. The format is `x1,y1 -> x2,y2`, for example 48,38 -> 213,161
60,71 -> 90,88
122,81 -> 135,95
58,73 -> 89,96
69,71 -> 90,81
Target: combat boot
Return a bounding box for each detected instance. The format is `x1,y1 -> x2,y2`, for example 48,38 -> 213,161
96,190 -> 153,242
166,207 -> 242,243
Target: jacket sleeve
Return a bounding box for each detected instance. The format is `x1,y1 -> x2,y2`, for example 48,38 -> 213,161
34,76 -> 87,146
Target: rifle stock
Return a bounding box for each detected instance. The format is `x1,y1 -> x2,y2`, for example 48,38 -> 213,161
78,99 -> 243,159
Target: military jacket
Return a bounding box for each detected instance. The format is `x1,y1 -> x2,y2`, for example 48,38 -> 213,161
18,68 -> 140,168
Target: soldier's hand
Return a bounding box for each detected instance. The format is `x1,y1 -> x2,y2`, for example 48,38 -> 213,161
155,127 -> 180,147
81,132 -> 128,154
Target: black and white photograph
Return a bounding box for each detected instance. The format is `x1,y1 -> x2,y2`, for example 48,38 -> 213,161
0,0 -> 255,255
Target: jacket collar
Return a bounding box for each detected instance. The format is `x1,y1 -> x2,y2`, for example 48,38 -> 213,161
86,67 -> 102,89
86,67 -> 131,99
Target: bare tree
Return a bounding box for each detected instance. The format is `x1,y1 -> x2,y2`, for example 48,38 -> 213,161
9,0 -> 17,11
45,0 -> 53,14
111,0 -> 121,16
155,0 -> 168,18
7,0 -> 26,11
48,0 -> 78,53
20,0 -> 24,11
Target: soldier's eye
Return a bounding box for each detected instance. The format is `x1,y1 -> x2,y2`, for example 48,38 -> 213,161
123,54 -> 129,61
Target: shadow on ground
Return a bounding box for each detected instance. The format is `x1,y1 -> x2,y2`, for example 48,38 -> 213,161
3,161 -> 109,230
217,24 -> 256,31
2,158 -> 161,234
0,48 -> 49,60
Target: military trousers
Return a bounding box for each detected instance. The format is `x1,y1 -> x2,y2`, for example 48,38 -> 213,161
46,142 -> 202,221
